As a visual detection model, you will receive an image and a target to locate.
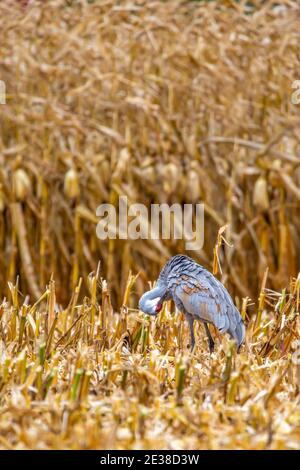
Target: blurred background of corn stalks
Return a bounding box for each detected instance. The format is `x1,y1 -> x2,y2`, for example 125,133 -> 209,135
1,0 -> 300,308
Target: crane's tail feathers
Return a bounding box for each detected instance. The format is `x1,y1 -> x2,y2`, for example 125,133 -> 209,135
227,312 -> 245,349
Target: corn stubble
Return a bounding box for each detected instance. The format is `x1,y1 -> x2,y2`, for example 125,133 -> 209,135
0,0 -> 300,450
0,271 -> 299,450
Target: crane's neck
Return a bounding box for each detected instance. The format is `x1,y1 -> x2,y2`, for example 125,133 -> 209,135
138,284 -> 167,316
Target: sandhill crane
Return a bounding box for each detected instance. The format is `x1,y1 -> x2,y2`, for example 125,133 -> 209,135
139,255 -> 245,352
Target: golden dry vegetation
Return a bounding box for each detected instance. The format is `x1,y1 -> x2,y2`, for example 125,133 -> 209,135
0,272 -> 299,449
0,0 -> 300,450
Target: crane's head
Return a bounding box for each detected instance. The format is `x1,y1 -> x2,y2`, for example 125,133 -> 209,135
138,284 -> 167,316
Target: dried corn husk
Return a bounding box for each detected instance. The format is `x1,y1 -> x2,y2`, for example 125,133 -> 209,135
253,176 -> 269,211
186,162 -> 201,203
64,168 -> 80,199
162,163 -> 180,195
13,169 -> 32,201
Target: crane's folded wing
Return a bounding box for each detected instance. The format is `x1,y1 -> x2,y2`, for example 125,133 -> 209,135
170,273 -> 239,333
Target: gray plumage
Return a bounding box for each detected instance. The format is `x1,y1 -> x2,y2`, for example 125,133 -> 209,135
139,254 -> 245,352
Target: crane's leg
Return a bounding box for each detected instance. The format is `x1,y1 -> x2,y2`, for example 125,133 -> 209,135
204,323 -> 214,354
186,314 -> 195,352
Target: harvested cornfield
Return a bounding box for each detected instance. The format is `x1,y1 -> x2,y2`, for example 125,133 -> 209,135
0,0 -> 300,451
0,272 -> 299,450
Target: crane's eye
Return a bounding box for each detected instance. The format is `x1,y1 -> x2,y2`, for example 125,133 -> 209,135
155,303 -> 162,313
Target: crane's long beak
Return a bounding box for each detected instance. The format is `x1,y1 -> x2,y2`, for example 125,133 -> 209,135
138,285 -> 166,316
